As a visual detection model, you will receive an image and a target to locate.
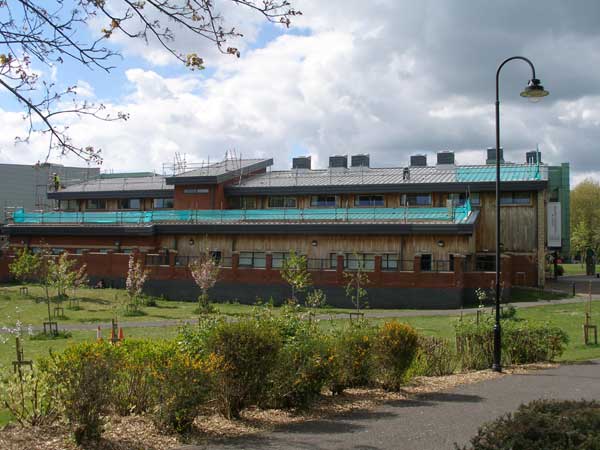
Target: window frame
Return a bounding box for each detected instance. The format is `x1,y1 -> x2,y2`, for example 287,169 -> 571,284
354,195 -> 385,207
238,251 -> 266,268
404,193 -> 432,207
310,195 -> 338,208
268,196 -> 297,209
85,199 -> 106,210
118,198 -> 141,210
153,198 -> 174,209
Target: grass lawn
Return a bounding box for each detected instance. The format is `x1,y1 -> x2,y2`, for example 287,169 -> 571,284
561,263 -> 600,276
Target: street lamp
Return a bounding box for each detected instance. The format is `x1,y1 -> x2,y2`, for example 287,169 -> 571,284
493,56 -> 549,373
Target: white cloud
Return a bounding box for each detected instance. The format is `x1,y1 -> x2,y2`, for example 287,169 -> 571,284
0,0 -> 599,187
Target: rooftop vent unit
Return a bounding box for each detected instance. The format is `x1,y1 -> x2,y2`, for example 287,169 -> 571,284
292,156 -> 311,170
410,154 -> 427,167
329,155 -> 348,169
351,154 -> 370,168
486,147 -> 504,165
526,150 -> 542,164
437,151 -> 455,165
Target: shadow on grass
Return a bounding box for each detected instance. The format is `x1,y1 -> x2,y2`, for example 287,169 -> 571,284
78,296 -> 112,305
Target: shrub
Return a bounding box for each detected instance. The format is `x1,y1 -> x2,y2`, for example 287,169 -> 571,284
410,336 -> 457,377
328,321 -> 375,394
111,340 -> 160,416
262,325 -> 332,409
202,317 -> 282,418
0,368 -> 57,426
373,321 -> 419,390
458,399 -> 600,450
148,341 -> 212,433
555,264 -> 565,276
41,342 -> 117,444
455,317 -> 569,370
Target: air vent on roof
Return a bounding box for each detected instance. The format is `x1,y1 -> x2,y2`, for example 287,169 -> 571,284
292,156 -> 311,170
486,147 -> 504,165
351,154 -> 370,168
526,150 -> 541,164
329,155 -> 348,169
410,154 -> 427,167
437,151 -> 455,165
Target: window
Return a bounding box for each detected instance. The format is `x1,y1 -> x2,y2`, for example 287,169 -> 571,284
549,189 -> 559,202
229,196 -> 256,209
449,193 -> 467,207
153,198 -> 174,209
272,252 -> 287,268
268,196 -> 297,208
86,199 -> 106,210
469,192 -> 481,206
404,193 -> 432,206
51,248 -> 65,255
475,254 -> 495,271
449,254 -> 455,271
239,251 -> 266,268
355,195 -> 384,207
420,254 -> 432,272
329,253 -> 338,269
344,253 -> 375,271
61,199 -> 78,211
310,195 -> 337,207
382,254 -> 399,271
183,188 -> 209,194
118,198 -> 141,210
500,192 -> 530,205
211,251 -> 222,264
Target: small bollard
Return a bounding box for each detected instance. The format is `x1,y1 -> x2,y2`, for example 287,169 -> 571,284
573,282 -> 576,296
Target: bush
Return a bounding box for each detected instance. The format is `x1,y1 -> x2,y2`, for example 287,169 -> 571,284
148,341 -> 212,433
41,342 -> 117,444
455,317 -> 569,370
373,321 -> 419,390
410,336 -> 457,377
0,368 -> 57,426
262,325 -> 332,409
555,264 -> 565,276
111,340 -> 160,416
459,399 -> 600,450
201,317 -> 282,419
328,321 -> 375,394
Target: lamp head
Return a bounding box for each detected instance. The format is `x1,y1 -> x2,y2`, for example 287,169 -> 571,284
520,78 -> 549,103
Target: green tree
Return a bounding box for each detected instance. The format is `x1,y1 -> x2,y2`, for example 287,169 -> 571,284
280,250 -> 312,303
570,179 -> 600,258
9,248 -> 41,284
343,254 -> 370,313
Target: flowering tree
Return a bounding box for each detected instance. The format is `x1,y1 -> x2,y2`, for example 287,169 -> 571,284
189,253 -> 221,314
280,250 -> 312,304
125,255 -> 149,313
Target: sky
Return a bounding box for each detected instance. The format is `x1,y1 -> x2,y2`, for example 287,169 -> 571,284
0,0 -> 599,187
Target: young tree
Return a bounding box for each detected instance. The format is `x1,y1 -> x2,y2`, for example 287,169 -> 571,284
0,1 -> 300,161
280,250 -> 312,304
343,254 -> 370,313
189,252 -> 221,313
125,255 -> 149,313
571,179 -> 600,259
9,248 -> 41,284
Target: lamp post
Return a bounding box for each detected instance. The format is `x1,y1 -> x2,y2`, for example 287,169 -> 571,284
493,56 -> 549,372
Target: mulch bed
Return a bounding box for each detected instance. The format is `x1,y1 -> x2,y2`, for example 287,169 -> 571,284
0,363 -> 556,450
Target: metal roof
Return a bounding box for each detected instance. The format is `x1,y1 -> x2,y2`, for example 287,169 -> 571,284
234,164 -> 546,189
47,175 -> 173,200
165,158 -> 273,185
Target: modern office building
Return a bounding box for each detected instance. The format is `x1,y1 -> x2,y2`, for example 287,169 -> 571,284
1,150 -> 567,308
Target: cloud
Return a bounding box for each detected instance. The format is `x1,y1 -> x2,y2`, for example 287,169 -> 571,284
0,0 -> 599,190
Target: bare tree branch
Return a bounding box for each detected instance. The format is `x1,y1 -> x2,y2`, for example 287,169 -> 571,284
0,0 -> 300,162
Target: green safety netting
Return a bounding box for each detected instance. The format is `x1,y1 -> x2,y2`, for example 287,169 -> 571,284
12,202 -> 472,225
456,165 -> 541,182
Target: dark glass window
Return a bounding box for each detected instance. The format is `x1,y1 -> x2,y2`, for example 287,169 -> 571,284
61,199 -> 79,211
86,199 -> 106,210
153,198 -> 174,209
239,252 -> 266,268
310,195 -> 337,207
119,198 -> 141,209
230,197 -> 256,209
500,192 -> 530,205
405,193 -> 432,206
420,254 -> 432,271
355,195 -> 384,207
268,196 -> 297,208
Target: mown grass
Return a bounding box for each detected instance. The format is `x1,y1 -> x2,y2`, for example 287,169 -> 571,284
560,263 -> 600,276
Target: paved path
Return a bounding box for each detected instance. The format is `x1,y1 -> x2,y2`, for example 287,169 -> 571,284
6,295 -> 590,333
176,360 -> 600,450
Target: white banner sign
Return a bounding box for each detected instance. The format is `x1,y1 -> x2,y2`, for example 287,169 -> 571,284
547,202 -> 562,248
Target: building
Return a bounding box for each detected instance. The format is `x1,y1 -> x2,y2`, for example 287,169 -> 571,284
0,150 -> 567,308
0,162 -> 100,223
